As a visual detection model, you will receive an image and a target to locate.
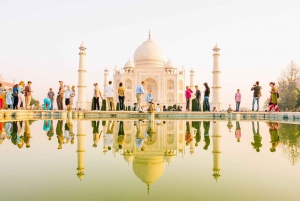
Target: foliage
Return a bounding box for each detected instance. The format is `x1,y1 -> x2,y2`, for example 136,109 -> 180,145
278,61 -> 300,111
30,97 -> 40,109
101,99 -> 106,111
278,123 -> 300,165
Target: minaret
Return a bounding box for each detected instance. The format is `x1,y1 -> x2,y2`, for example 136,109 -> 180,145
76,121 -> 86,181
77,42 -> 87,110
212,121 -> 221,182
211,44 -> 222,111
190,68 -> 195,91
103,67 -> 109,98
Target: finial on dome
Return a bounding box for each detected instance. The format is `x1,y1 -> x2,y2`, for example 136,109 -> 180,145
147,185 -> 150,195
148,30 -> 151,39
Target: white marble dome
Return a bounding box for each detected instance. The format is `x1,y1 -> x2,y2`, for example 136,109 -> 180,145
164,59 -> 175,69
133,36 -> 165,67
124,58 -> 134,68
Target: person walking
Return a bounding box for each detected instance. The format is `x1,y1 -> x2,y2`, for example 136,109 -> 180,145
105,81 -> 115,111
6,88 -> 13,109
0,83 -> 4,109
235,89 -> 241,112
251,81 -> 262,111
268,82 -> 279,112
185,86 -> 193,111
118,82 -> 125,111
70,85 -> 75,109
93,83 -> 103,110
136,81 -> 145,113
12,85 -> 19,109
65,85 -> 72,110
195,85 -> 201,111
57,81 -> 65,110
17,81 -> 26,109
25,81 -> 33,110
203,82 -> 210,112
47,88 -> 55,110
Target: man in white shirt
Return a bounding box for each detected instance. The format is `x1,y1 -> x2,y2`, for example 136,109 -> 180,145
105,81 -> 115,111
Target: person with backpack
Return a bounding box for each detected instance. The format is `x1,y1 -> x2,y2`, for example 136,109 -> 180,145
268,82 -> 279,112
12,84 -> 19,109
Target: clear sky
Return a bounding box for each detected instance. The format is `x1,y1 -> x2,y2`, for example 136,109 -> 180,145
1,0 -> 300,109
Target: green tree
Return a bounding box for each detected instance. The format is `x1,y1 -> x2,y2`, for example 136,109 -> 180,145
278,61 -> 300,111
30,97 -> 40,109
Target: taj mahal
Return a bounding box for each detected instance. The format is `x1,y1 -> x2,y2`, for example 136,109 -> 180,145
76,32 -> 222,110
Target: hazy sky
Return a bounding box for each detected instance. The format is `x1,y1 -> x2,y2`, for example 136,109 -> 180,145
1,0 -> 300,109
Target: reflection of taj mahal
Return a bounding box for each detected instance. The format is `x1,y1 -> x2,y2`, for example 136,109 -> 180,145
75,120 -> 222,192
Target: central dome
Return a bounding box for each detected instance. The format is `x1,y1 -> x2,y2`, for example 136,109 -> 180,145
133,36 -> 165,67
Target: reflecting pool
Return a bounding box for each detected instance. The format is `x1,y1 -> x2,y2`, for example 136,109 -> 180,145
1,119 -> 300,201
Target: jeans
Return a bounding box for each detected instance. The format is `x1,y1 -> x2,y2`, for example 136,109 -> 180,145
196,98 -> 201,111
93,97 -> 100,110
186,98 -> 191,111
236,101 -> 240,111
252,97 -> 260,111
119,96 -> 124,110
203,96 -> 210,111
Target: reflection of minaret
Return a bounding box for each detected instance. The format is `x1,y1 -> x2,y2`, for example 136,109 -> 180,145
102,121 -> 108,155
212,121 -> 221,182
76,121 -> 86,181
190,127 -> 195,155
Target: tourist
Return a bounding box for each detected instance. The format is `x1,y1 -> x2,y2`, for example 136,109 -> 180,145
25,81 -> 33,110
251,81 -> 262,112
133,103 -> 137,111
70,85 -> 76,109
156,103 -> 161,112
212,107 -> 217,112
235,89 -> 241,112
268,82 -> 279,112
235,121 -> 241,142
118,82 -> 125,111
105,121 -> 115,151
65,85 -> 72,110
56,120 -> 64,149
185,86 -> 193,111
251,122 -> 262,152
17,81 -> 25,110
203,121 -> 210,150
136,81 -> 146,113
6,88 -> 13,109
93,83 -> 103,110
179,106 -> 183,111
195,85 -> 201,111
203,82 -> 210,112
12,85 -> 19,109
145,89 -> 154,111
268,122 -> 279,152
57,81 -> 65,110
43,95 -> 51,110
0,83 -> 4,109
105,81 -> 115,111
163,105 -> 168,111
118,121 -> 125,149
47,88 -> 55,110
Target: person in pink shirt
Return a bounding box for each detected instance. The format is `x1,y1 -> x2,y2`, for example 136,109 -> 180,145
185,86 -> 193,111
235,121 -> 241,142
235,89 -> 241,112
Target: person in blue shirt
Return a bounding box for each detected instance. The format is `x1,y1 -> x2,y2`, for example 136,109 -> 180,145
135,81 -> 146,113
44,95 -> 52,110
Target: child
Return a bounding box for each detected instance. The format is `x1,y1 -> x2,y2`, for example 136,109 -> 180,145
44,95 -> 52,110
6,88 -> 13,109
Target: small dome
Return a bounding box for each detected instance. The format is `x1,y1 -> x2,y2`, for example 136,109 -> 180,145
124,58 -> 134,68
134,36 -> 165,67
164,154 -> 175,163
123,154 -> 134,163
164,59 -> 175,69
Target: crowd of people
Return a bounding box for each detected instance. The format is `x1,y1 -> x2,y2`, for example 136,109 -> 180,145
0,79 -> 280,112
0,120 -> 279,153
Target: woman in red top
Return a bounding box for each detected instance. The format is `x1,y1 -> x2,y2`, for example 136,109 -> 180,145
185,86 -> 193,111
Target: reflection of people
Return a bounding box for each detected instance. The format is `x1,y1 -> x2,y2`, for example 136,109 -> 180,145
203,121 -> 210,150
235,121 -> 241,142
43,120 -> 51,132
194,121 -> 201,147
44,96 -> 52,110
47,120 -> 54,140
268,122 -> 279,152
24,120 -> 31,148
185,121 -> 192,145
251,122 -> 262,152
64,121 -> 70,144
118,121 -> 125,149
105,121 -> 115,150
5,122 -> 12,139
17,121 -> 25,149
135,121 -> 145,151
56,120 -> 64,149
92,121 -> 102,147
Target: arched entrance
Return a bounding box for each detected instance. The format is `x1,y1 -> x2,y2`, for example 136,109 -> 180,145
144,78 -> 158,102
